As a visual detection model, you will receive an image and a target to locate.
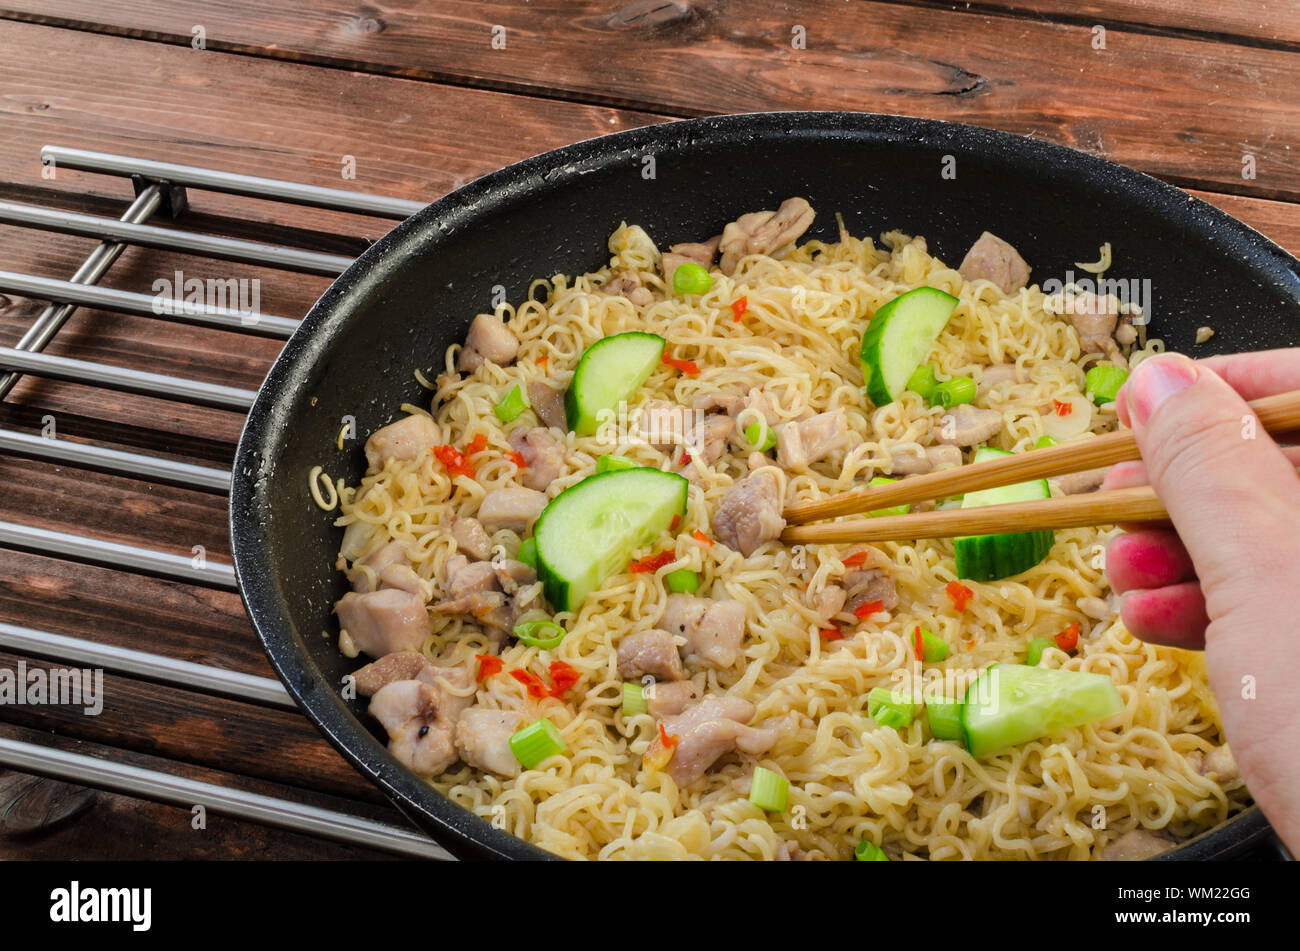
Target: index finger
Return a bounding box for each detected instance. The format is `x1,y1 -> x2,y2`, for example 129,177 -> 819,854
1117,347 -> 1300,428
1196,347 -> 1300,401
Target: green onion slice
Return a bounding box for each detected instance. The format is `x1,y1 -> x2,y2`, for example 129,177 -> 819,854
854,838 -> 889,861
1026,636 -> 1057,666
918,628 -> 950,663
868,476 -> 910,517
1034,435 -> 1059,449
513,619 -> 566,650
1085,365 -> 1130,405
672,262 -> 713,296
933,375 -> 977,409
867,687 -> 917,729
664,568 -> 700,594
493,384 -> 529,423
622,681 -> 647,717
748,766 -> 790,812
743,420 -> 778,452
509,718 -> 566,769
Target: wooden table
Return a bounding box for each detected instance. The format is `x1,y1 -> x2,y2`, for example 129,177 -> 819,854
0,1 -> 1294,859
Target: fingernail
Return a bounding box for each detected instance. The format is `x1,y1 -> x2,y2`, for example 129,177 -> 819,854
1127,354 -> 1198,424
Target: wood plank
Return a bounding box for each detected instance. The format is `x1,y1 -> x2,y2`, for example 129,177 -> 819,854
925,1 -> 1299,48
0,550 -> 262,675
0,452 -> 233,560
2,4 -> 1298,201
0,722 -> 405,859
0,650 -> 385,801
0,19 -> 662,236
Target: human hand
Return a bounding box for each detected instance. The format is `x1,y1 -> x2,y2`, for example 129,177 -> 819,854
1103,349 -> 1300,852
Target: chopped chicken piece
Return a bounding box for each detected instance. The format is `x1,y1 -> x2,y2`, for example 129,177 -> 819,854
652,697 -> 782,787
933,404 -> 1004,447
477,487 -> 547,534
368,680 -> 458,777
351,652 -> 476,721
1066,304 -> 1124,364
719,198 -> 816,275
886,444 -> 963,476
347,540 -> 410,593
364,414 -> 441,470
776,409 -> 850,472
661,594 -> 746,669
335,588 -> 433,659
617,629 -> 686,681
352,651 -> 433,697
688,412 -> 734,466
660,237 -> 720,285
808,584 -> 847,619
444,557 -> 497,599
508,426 -> 565,492
1051,466 -> 1109,495
375,563 -> 426,597
433,556 -> 537,638
692,391 -> 745,416
1196,745 -> 1239,784
976,363 -> 1023,396
451,516 -> 493,561
457,314 -> 519,373
713,471 -> 785,557
1101,829 -> 1176,861
958,231 -> 1030,295
843,568 -> 898,614
598,269 -> 654,307
646,681 -> 701,717
455,707 -> 525,777
640,399 -> 692,452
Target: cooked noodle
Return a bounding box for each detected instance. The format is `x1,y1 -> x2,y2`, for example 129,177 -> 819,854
330,224 -> 1246,860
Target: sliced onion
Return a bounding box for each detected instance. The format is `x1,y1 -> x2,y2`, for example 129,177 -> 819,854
1041,392 -> 1093,441
339,520 -> 378,562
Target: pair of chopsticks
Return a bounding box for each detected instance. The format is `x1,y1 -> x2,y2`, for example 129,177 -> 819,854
780,390 -> 1300,545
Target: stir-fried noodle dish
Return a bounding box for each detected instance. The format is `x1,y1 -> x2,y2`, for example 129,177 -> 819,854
315,199 -> 1247,860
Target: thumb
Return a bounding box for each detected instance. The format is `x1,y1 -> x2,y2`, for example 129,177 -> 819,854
1121,352 -> 1300,612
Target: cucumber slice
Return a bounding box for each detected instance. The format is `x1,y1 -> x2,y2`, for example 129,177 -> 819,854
925,696 -> 964,742
564,332 -> 666,436
859,287 -> 960,405
953,447 -> 1054,581
960,663 -> 1124,758
534,468 -> 688,611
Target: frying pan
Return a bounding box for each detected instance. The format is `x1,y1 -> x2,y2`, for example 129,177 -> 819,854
230,112 -> 1296,860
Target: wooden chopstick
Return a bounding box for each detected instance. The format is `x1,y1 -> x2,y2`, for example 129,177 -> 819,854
783,389 -> 1300,526
781,486 -> 1168,545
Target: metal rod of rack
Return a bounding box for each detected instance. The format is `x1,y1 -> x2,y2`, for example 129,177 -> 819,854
0,270 -> 298,338
0,199 -> 354,275
0,346 -> 258,411
0,146 -> 450,859
42,145 -> 426,219
0,184 -> 163,401
0,429 -> 231,493
0,622 -> 292,709
0,738 -> 452,861
0,521 -> 237,589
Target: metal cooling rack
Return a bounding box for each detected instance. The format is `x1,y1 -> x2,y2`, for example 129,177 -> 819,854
0,146 -> 450,859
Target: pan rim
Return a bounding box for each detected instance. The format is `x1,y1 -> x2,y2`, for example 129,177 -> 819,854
231,109 -> 1291,861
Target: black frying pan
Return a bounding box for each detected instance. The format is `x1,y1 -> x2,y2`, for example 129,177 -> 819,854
230,112 -> 1296,860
